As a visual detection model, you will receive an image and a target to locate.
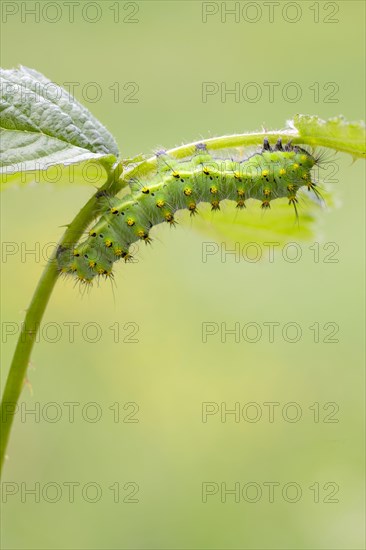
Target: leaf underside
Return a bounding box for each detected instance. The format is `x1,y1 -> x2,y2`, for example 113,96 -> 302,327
0,66 -> 119,178
182,186 -> 336,248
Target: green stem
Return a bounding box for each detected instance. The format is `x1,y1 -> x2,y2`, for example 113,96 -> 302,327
0,164 -> 122,476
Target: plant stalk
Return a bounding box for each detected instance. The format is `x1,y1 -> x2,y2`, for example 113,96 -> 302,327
0,164 -> 122,475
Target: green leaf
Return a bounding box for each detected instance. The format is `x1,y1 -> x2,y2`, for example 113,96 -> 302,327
188,187 -> 336,249
0,66 -> 119,180
0,159 -> 110,191
292,114 -> 366,159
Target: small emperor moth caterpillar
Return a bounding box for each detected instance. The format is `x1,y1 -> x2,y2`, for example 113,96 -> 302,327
57,138 -> 321,283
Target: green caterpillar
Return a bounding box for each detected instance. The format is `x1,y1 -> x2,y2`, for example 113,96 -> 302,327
57,139 -> 320,283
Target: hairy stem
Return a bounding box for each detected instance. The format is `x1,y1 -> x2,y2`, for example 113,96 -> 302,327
0,164 -> 122,475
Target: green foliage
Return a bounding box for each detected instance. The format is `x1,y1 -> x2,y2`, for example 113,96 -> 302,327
292,114 -> 366,159
0,66 -> 119,176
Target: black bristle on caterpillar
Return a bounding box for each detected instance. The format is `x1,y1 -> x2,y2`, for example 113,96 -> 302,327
57,139 -> 321,283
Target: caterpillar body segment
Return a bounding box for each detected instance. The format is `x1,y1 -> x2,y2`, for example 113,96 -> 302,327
57,140 -> 319,283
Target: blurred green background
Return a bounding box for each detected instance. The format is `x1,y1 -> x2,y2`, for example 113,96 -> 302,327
1,1 -> 365,548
